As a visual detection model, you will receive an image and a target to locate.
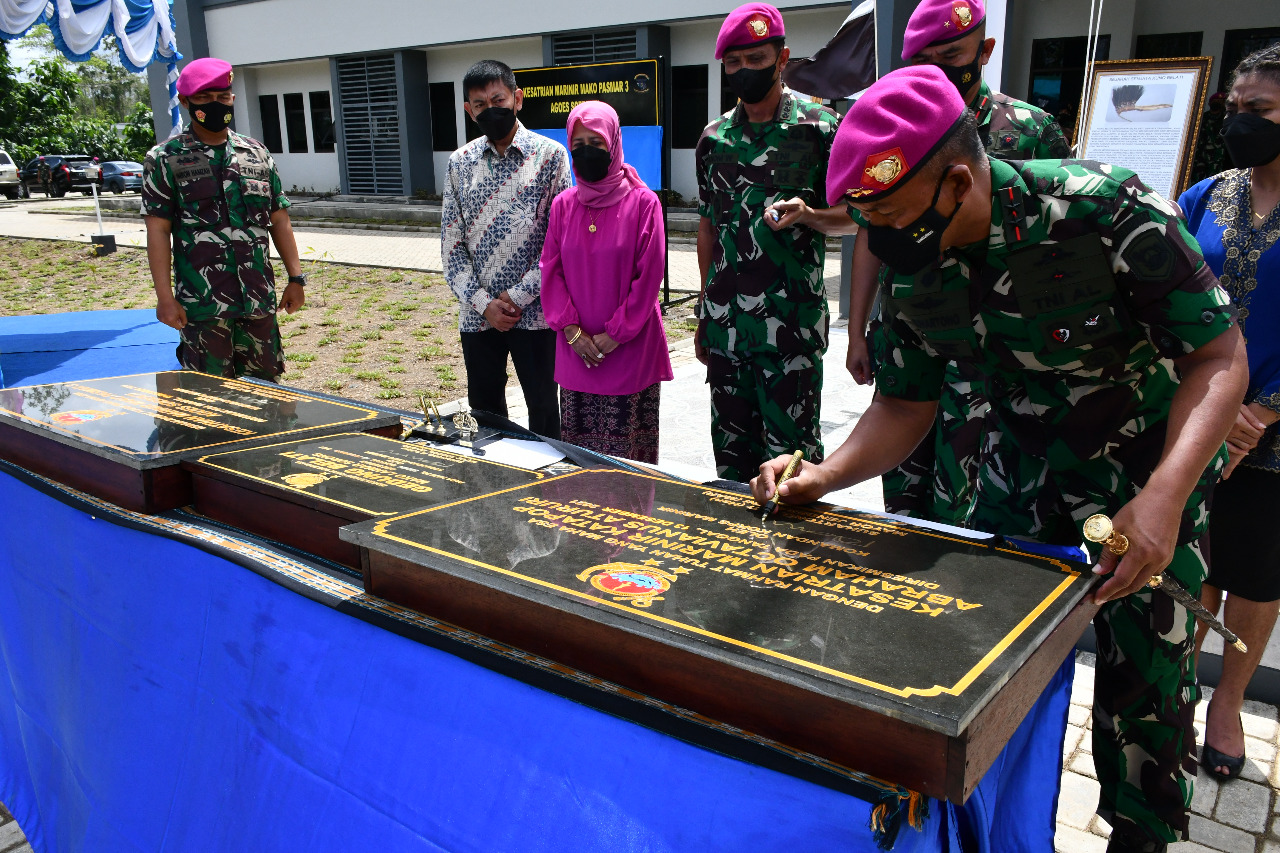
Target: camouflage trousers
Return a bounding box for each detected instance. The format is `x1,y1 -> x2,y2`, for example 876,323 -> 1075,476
937,430 -> 1226,844
706,348 -> 824,483
177,313 -> 285,381
882,362 -> 987,520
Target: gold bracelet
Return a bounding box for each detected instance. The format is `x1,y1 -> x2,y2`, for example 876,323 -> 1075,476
566,327 -> 582,345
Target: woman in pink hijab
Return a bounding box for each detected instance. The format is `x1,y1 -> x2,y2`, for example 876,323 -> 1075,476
540,101 -> 672,463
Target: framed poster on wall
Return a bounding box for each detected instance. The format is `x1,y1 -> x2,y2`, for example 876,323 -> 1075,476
1076,57 -> 1213,199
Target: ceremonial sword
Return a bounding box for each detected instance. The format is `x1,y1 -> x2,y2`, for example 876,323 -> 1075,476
1083,514 -> 1246,653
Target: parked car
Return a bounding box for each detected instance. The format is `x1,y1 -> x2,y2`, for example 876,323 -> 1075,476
19,154 -> 97,197
0,149 -> 19,199
98,161 -> 145,194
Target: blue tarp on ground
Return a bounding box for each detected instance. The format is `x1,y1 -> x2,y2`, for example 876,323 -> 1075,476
0,461 -> 1074,852
0,309 -> 179,388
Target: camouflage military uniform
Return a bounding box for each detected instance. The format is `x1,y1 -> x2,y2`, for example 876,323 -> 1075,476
882,81 -> 1073,518
868,157 -> 1236,843
695,91 -> 838,481
142,129 -> 290,380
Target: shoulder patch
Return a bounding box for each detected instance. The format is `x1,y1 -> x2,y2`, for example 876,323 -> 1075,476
1122,228 -> 1177,283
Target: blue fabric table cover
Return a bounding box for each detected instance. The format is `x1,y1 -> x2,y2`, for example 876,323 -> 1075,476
0,464 -> 1073,852
0,309 -> 180,388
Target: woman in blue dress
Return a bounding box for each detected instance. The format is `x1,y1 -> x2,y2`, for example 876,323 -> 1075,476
1179,43 -> 1280,782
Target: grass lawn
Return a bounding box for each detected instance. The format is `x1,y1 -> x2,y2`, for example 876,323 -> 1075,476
0,238 -> 693,406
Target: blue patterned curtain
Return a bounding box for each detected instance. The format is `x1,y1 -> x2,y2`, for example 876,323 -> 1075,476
0,0 -> 183,135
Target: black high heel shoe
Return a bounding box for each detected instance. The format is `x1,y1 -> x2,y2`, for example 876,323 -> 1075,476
1201,713 -> 1246,781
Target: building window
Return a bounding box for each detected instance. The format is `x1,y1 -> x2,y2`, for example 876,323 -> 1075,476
283,93 -> 308,153
258,94 -> 283,153
1219,28 -> 1280,92
672,65 -> 708,149
1026,35 -> 1110,142
552,31 -> 638,65
1134,32 -> 1203,60
309,91 -> 335,153
430,82 -> 458,152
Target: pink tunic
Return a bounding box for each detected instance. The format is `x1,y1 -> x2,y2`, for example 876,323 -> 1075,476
539,185 -> 673,396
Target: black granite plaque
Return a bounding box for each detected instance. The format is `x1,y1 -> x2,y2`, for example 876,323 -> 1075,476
0,371 -> 402,512
186,434 -> 544,567
193,433 -> 543,516
342,469 -> 1097,801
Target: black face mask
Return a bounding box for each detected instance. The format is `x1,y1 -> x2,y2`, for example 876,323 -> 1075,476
864,169 -> 963,275
571,145 -> 612,183
1221,112 -> 1280,168
188,100 -> 233,133
938,54 -> 983,96
474,106 -> 518,141
727,62 -> 779,105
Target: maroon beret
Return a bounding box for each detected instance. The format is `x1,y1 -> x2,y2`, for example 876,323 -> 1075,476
826,65 -> 967,205
177,58 -> 234,98
902,0 -> 986,60
715,3 -> 786,60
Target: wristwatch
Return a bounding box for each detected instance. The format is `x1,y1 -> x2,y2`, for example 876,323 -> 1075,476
288,273 -> 308,287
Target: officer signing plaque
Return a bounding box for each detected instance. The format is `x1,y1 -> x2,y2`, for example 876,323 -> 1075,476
342,469 -> 1097,802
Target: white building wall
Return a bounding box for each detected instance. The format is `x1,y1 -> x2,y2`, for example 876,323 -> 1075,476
233,60 -> 340,193
204,0 -> 845,67
1004,0 -> 1280,102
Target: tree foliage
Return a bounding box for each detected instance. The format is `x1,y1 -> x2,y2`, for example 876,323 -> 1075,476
0,28 -> 156,165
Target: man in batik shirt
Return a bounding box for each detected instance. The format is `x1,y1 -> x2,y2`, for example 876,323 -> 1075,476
443,59 -> 571,439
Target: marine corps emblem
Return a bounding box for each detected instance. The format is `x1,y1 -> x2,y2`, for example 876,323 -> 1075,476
748,17 -> 769,39
282,472 -> 331,488
953,2 -> 973,27
862,148 -> 907,190
576,562 -> 683,608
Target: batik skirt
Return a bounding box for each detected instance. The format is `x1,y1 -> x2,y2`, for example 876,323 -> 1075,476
560,382 -> 661,464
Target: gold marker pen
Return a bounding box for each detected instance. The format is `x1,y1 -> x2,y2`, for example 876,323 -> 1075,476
760,450 -> 804,521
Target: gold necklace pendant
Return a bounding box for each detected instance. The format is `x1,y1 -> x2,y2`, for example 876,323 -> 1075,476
588,208 -> 599,233
589,223 -> 597,233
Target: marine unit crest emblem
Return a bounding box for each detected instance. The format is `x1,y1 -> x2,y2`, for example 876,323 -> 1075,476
576,562 -> 682,608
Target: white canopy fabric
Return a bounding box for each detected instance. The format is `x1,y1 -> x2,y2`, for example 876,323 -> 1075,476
1,0 -> 182,134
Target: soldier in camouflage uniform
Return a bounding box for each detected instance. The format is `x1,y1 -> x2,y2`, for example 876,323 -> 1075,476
753,66 -> 1249,852
694,3 -> 845,482
143,58 -> 306,381
847,0 -> 1074,520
